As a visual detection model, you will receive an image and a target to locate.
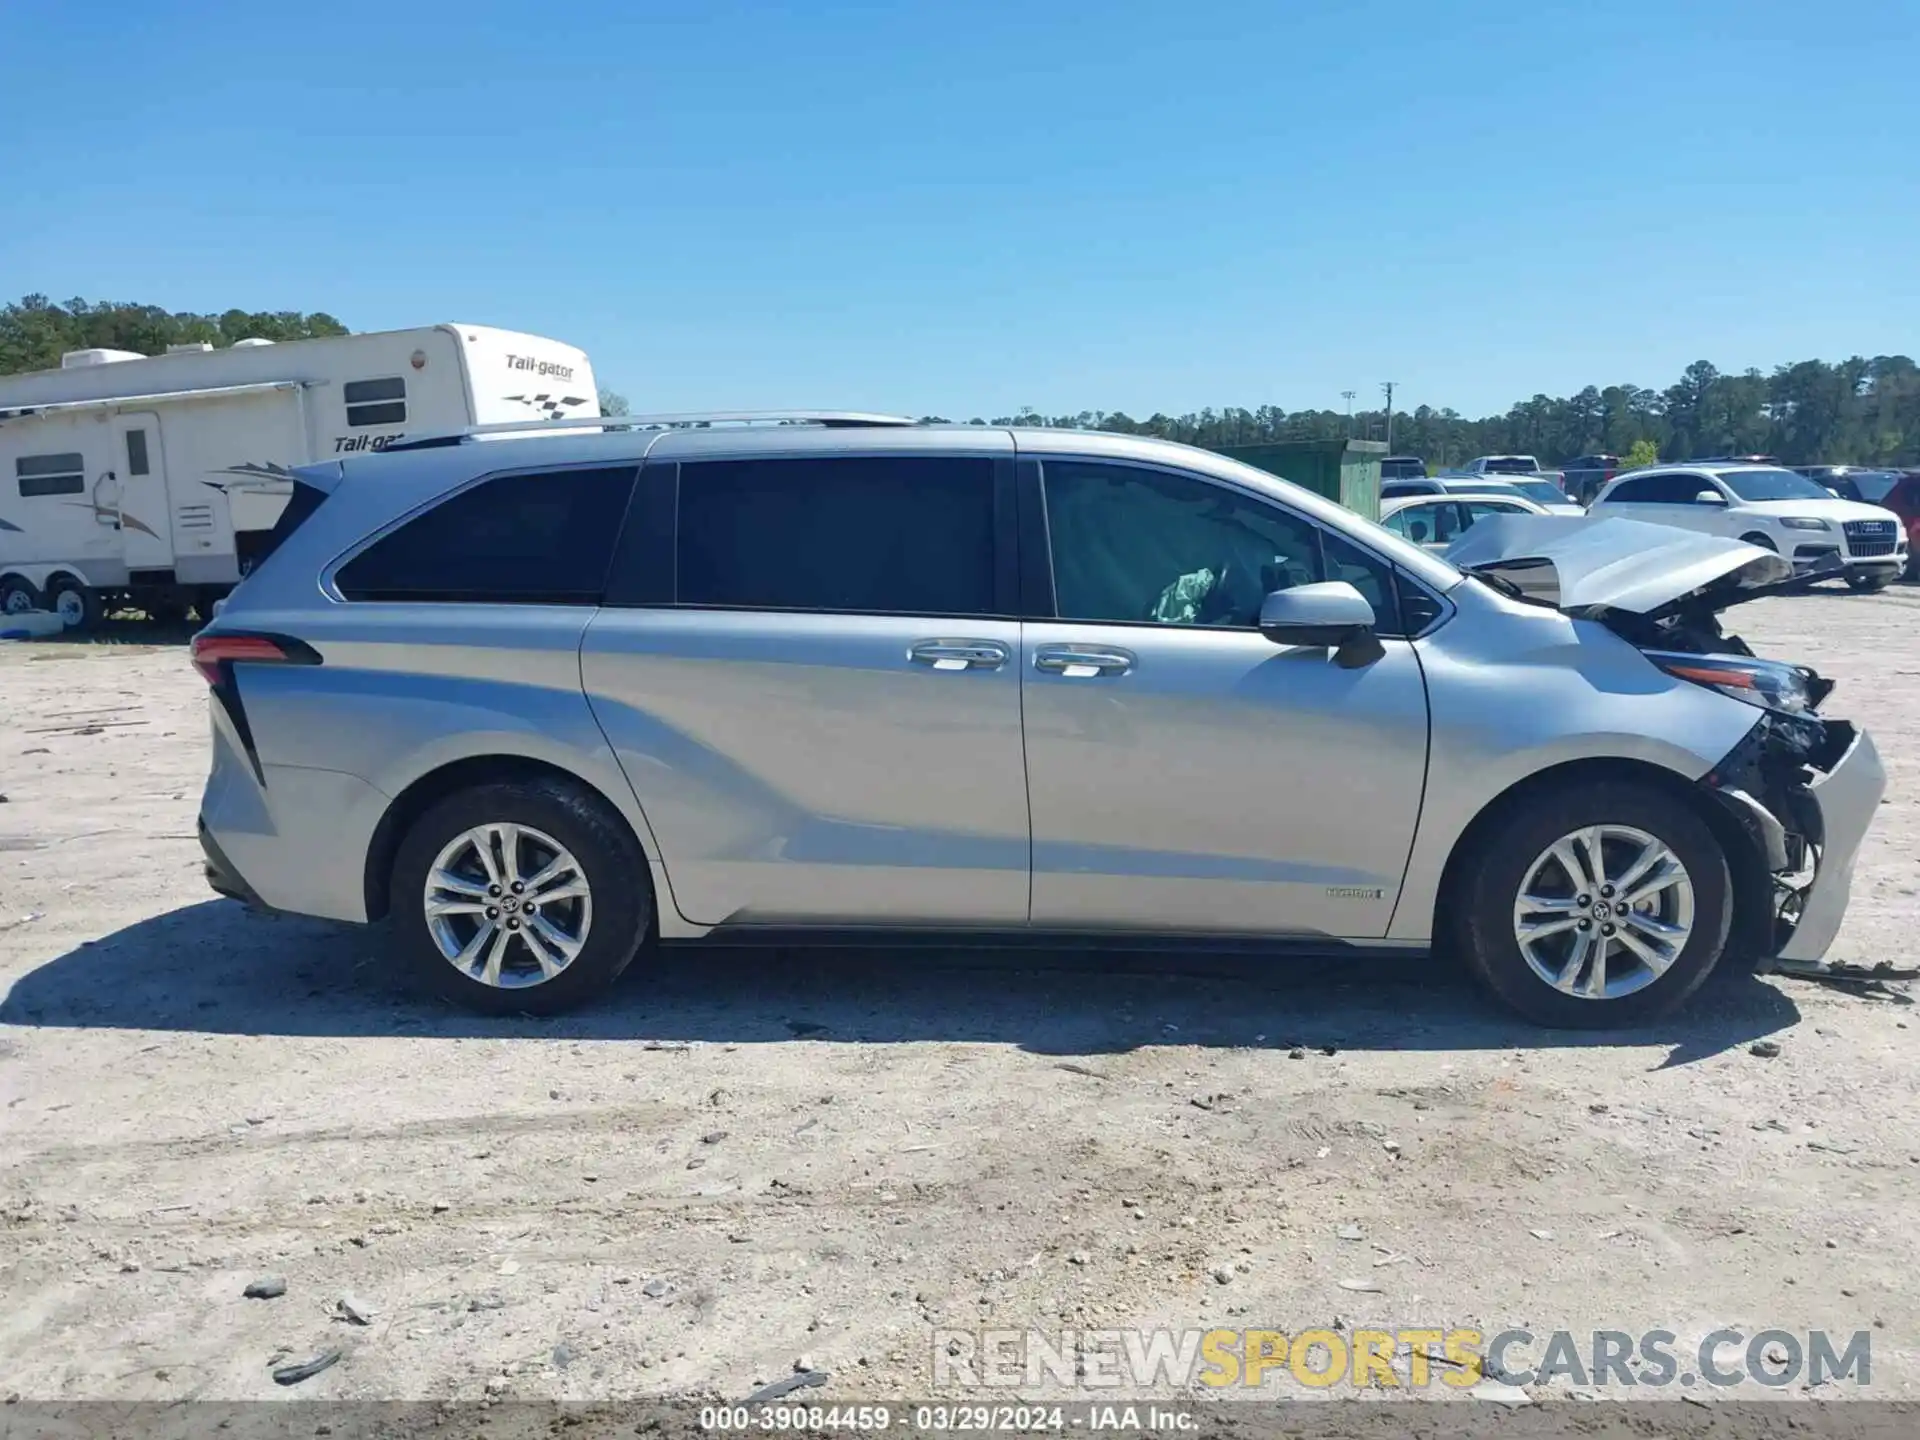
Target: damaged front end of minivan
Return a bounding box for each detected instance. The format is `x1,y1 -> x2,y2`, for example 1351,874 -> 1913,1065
1445,516 -> 1888,969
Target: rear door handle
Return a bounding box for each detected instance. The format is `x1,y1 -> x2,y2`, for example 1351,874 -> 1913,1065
908,639 -> 1010,671
1034,644 -> 1135,677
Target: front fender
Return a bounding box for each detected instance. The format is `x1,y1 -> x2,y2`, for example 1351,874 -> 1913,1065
1387,597 -> 1761,942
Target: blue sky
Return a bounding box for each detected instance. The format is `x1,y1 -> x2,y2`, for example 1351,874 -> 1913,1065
3,0 -> 1915,419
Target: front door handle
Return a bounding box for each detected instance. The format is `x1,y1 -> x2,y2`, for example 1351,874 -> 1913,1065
1034,644 -> 1135,677
908,639 -> 1010,671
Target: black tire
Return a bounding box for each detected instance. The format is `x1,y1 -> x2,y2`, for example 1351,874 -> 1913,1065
389,776 -> 653,1015
0,575 -> 42,616
46,578 -> 103,631
1454,781 -> 1733,1029
1739,532 -> 1777,552
1845,573 -> 1891,594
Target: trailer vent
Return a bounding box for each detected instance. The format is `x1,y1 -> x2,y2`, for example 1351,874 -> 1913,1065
176,504 -> 215,531
60,348 -> 145,368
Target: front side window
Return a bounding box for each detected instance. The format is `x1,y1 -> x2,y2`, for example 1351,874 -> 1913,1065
1718,467 -> 1830,503
676,455 -> 997,615
344,377 -> 407,428
1042,461 -> 1325,628
1463,500 -> 1526,524
1386,502 -> 1459,545
16,452 -> 85,498
334,466 -> 636,604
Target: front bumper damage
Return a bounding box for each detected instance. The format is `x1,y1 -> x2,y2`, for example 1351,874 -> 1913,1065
1703,715 -> 1886,966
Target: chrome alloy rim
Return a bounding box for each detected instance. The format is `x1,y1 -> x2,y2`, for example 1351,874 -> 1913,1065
423,823 -> 592,988
1512,825 -> 1694,1000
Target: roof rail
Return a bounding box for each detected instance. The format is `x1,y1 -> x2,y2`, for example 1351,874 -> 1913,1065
380,410 -> 921,453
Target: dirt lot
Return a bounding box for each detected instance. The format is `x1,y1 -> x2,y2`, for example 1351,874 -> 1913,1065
2,588 -> 1917,1408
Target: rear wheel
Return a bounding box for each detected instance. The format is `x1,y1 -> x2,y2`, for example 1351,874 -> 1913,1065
47,579 -> 102,631
390,776 -> 652,1014
1455,781 -> 1732,1028
0,576 -> 41,616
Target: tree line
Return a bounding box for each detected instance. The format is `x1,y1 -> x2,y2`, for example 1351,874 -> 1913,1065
941,355 -> 1920,468
6,296 -> 1913,468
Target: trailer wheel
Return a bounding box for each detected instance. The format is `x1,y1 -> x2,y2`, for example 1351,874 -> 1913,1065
0,576 -> 41,616
47,579 -> 103,631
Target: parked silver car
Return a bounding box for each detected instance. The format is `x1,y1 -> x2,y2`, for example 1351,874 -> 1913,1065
194,414 -> 1885,1027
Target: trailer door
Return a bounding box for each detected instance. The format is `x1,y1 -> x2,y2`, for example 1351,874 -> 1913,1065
112,412 -> 174,571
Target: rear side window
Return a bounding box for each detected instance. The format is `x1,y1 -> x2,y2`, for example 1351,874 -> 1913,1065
335,466 -> 637,604
676,456 -> 998,615
1602,475 -> 1657,503
344,377 -> 407,428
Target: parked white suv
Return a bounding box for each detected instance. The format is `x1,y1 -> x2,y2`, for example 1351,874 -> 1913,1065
1589,464 -> 1907,592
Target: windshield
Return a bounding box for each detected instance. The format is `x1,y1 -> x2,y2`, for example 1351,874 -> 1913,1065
1720,467 -> 1838,502
1509,479 -> 1567,505
1847,471 -> 1901,503
1483,457 -> 1538,474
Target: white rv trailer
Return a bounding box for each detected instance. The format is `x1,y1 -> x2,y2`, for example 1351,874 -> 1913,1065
0,324 -> 598,626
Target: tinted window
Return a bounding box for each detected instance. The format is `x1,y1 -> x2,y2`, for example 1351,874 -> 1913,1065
1508,480 -> 1565,505
16,452 -> 85,498
345,377 -> 408,428
335,466 -> 636,604
676,456 -> 997,615
1483,457 -> 1537,474
1042,461 -> 1323,628
125,430 -> 151,476
1602,475 -> 1665,503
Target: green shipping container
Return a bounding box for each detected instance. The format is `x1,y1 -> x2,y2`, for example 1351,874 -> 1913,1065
1213,439 -> 1386,523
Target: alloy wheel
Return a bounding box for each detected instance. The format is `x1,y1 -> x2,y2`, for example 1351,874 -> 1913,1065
423,823 -> 593,989
1511,824 -> 1695,1001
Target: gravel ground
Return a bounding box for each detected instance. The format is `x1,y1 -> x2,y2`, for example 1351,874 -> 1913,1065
1,587 -> 1916,1408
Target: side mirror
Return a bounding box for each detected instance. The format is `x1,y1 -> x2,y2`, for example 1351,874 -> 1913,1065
1694,489 -> 1727,505
1258,582 -> 1382,668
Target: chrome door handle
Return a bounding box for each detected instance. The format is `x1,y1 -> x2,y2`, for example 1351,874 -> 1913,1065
908,639 -> 1010,671
1034,645 -> 1135,677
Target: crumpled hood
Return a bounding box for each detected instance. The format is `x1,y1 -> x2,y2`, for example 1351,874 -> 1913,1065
1442,515 -> 1794,614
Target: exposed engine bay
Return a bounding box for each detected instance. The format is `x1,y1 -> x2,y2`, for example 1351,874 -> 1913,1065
1441,514 -> 1869,961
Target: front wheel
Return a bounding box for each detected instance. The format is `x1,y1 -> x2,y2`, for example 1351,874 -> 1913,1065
1455,782 -> 1732,1028
389,776 -> 652,1014
1846,573 -> 1891,594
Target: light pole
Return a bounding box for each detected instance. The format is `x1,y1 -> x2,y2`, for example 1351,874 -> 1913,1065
1381,381 -> 1396,452
1341,390 -> 1356,438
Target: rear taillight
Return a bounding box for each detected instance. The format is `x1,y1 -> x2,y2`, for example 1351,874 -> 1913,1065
190,632 -> 321,685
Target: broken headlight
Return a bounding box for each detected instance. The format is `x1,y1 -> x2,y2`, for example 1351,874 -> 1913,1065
1645,650 -> 1818,715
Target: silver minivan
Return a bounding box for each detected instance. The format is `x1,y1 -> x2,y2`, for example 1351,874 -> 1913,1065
194,414 -> 1884,1027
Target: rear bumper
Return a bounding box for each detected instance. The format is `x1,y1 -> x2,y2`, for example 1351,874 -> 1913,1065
1776,726 -> 1886,963
198,818 -> 266,907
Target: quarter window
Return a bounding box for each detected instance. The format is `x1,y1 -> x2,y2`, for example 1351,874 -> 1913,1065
675,456 -> 998,616
1042,461 -> 1324,628
16,452 -> 85,498
334,466 -> 636,604
344,377 -> 408,428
